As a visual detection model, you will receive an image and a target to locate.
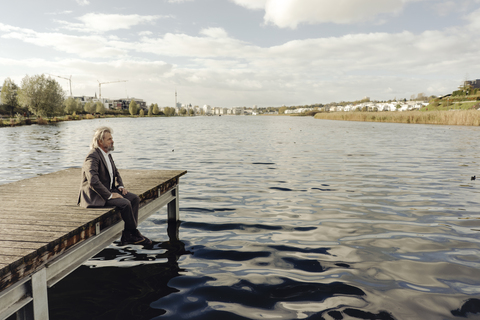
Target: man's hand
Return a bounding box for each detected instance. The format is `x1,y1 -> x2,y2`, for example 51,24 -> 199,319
111,192 -> 123,199
118,187 -> 128,195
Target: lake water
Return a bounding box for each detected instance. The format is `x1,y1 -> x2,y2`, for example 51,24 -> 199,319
1,116 -> 480,320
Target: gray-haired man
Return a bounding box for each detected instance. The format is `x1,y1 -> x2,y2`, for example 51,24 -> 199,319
78,126 -> 152,246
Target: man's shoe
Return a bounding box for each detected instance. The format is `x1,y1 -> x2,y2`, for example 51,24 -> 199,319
120,230 -> 145,245
120,229 -> 153,247
133,229 -> 153,247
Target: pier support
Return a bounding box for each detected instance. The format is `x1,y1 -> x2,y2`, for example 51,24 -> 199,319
168,186 -> 179,221
31,269 -> 48,320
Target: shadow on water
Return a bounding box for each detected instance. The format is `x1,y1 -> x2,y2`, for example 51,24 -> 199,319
451,299 -> 480,318
48,222 -> 191,320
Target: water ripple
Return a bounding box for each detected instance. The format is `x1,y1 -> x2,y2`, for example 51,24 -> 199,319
2,117 -> 480,319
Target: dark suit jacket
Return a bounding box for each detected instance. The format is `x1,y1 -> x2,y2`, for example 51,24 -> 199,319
78,148 -> 124,208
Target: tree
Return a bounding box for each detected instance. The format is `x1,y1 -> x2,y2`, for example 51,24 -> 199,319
188,109 -> 195,116
95,101 -> 106,114
279,106 -> 287,114
153,103 -> 159,115
163,106 -> 175,116
1,78 -> 20,116
129,99 -> 138,116
64,97 -> 81,114
148,103 -> 154,116
19,74 -> 65,117
75,99 -> 83,113
84,101 -> 95,113
139,109 -> 145,117
180,107 -> 186,115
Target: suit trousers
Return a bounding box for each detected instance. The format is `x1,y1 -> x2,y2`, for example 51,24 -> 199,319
105,189 -> 140,231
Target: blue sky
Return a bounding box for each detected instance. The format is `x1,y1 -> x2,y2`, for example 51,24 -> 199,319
1,0 -> 479,108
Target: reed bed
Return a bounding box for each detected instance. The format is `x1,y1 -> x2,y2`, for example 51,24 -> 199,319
314,110 -> 480,126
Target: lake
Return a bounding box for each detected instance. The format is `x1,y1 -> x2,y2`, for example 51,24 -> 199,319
1,116 -> 480,320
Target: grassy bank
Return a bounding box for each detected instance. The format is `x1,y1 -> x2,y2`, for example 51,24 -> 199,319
314,110 -> 480,126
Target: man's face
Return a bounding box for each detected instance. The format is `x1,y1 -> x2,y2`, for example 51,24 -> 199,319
99,132 -> 115,152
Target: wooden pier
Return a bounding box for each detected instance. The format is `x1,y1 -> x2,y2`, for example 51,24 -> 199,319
0,168 -> 186,320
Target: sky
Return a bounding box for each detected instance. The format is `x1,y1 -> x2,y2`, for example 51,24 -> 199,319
1,0 -> 479,108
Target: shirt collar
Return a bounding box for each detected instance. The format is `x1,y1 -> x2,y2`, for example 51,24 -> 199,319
98,147 -> 109,157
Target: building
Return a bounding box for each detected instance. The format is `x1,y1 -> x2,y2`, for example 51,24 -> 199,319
203,105 -> 212,115
464,79 -> 480,89
111,98 -> 147,111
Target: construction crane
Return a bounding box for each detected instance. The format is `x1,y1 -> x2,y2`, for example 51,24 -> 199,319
48,74 -> 72,97
98,80 -> 127,101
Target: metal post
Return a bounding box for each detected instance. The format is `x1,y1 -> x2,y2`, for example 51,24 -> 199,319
31,269 -> 49,320
167,186 -> 179,222
15,303 -> 33,320
167,220 -> 180,242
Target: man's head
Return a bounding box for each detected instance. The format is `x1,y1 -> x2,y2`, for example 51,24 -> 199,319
91,127 -> 114,152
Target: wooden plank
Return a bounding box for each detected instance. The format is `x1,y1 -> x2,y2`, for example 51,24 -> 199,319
0,224 -> 79,233
0,168 -> 186,294
0,222 -> 71,229
0,241 -> 48,250
0,256 -> 19,264
0,248 -> 36,256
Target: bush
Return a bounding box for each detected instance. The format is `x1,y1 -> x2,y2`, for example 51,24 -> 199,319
37,116 -> 48,125
305,110 -> 322,116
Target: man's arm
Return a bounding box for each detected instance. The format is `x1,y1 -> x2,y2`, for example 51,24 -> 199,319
111,156 -> 127,196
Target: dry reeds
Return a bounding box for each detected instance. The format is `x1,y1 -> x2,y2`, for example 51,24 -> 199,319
314,110 -> 480,126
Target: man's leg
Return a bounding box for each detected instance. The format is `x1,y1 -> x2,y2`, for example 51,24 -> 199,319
106,191 -> 151,246
122,191 -> 140,227
105,196 -> 138,231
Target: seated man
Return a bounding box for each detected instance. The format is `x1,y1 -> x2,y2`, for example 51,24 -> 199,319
78,126 -> 152,246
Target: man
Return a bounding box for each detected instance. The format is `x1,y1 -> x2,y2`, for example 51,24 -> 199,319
78,126 -> 152,246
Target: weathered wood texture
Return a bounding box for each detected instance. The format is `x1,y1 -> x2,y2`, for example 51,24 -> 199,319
0,168 -> 186,292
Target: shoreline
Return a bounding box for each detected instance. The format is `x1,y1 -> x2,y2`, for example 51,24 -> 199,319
313,110 -> 480,126
0,113 -> 162,128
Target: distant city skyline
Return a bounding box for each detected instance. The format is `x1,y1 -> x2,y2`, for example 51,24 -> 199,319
1,0 -> 479,108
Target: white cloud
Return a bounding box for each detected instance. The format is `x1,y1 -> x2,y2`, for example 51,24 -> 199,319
76,0 -> 90,6
57,13 -> 164,33
465,7 -> 480,30
129,27 -> 256,58
0,23 -> 126,58
199,27 -> 229,38
46,10 -> 73,15
139,31 -> 153,36
233,0 -> 423,28
230,0 -> 267,10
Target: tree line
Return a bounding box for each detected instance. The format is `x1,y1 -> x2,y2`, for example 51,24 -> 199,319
1,74 -> 168,118
1,74 -> 65,117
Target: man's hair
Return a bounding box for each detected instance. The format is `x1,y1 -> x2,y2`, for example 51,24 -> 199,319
91,126 -> 113,149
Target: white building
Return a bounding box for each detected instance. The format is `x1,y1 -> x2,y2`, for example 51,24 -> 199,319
203,104 -> 212,115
